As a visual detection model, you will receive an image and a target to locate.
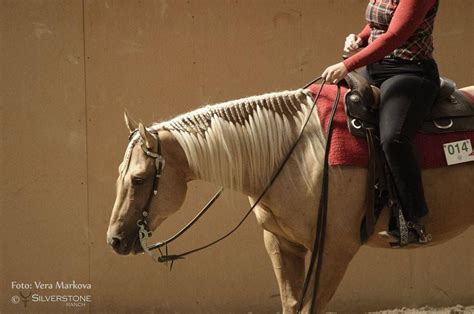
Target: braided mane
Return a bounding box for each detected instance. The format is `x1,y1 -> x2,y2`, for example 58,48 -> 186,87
153,89 -> 325,192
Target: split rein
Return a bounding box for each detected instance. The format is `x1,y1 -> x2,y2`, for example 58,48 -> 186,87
135,78 -> 342,310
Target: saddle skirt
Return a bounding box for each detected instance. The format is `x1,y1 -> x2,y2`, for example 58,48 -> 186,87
307,84 -> 474,169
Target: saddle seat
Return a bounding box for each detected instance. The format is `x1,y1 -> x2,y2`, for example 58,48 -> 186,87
344,72 -> 474,137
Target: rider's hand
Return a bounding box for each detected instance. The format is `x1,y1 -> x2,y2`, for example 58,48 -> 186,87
321,62 -> 348,84
344,34 -> 364,53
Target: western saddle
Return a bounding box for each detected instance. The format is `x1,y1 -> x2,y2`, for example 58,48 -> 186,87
342,71 -> 474,246
344,72 -> 474,137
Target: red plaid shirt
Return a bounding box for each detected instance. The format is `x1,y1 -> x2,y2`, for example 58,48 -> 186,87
344,0 -> 438,71
367,0 -> 438,60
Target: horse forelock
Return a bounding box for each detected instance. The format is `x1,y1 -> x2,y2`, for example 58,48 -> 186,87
154,89 -> 325,191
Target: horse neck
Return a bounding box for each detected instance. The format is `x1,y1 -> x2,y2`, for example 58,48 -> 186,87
158,89 -> 326,194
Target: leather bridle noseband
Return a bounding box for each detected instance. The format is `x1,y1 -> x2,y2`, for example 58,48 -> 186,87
128,77 -> 341,313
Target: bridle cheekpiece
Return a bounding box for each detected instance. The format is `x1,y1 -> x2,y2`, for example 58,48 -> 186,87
130,128 -> 167,262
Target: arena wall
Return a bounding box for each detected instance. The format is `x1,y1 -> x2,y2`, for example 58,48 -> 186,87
1,0 -> 473,312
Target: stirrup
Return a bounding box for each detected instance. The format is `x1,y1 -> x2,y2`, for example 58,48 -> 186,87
407,221 -> 432,244
378,222 -> 432,248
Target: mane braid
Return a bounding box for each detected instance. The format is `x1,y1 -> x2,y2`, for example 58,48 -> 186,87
155,89 -> 326,192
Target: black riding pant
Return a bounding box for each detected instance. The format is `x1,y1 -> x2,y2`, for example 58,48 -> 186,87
361,58 -> 440,221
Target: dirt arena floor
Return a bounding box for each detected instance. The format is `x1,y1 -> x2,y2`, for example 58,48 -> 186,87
371,305 -> 474,313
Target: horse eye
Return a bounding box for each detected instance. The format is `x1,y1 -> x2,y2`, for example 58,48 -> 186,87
131,177 -> 145,185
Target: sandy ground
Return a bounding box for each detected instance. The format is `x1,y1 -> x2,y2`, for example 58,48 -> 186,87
371,305 -> 474,313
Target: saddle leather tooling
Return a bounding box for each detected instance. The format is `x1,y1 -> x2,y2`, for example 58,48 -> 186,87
343,71 -> 474,245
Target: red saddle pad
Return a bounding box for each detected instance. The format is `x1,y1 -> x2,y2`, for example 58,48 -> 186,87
308,84 -> 474,169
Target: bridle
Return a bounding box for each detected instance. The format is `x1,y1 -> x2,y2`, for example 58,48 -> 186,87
133,128 -> 165,261
139,130 -> 165,198
133,128 -> 224,265
128,77 -> 342,313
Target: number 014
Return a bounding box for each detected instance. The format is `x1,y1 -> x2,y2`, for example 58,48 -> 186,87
445,141 -> 470,155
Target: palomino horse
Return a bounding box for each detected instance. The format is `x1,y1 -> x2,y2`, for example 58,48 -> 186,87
107,85 -> 474,313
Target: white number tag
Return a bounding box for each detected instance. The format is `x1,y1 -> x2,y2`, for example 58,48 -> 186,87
443,139 -> 474,166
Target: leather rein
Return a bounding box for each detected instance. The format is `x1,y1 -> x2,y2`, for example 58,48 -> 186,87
133,78 -> 342,311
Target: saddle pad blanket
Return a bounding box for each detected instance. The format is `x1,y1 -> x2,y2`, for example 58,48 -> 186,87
308,84 -> 474,169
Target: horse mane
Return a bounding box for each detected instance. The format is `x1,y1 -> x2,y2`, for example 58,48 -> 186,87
154,89 -> 326,192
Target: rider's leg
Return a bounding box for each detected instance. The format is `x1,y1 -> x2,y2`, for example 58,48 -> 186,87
378,73 -> 439,232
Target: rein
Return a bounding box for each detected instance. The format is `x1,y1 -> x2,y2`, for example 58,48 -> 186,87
297,81 -> 342,313
134,78 -> 342,312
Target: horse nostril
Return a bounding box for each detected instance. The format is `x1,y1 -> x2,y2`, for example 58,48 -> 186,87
110,237 -> 121,250
107,234 -> 131,255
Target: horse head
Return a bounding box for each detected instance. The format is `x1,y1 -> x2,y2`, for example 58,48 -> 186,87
107,112 -> 190,255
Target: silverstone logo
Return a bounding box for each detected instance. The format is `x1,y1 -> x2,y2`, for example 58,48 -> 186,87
10,291 -> 31,307
10,280 -> 92,308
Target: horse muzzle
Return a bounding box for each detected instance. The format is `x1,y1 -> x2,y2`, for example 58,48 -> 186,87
107,229 -> 142,255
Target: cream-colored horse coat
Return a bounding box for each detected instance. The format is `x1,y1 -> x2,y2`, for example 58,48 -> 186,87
109,86 -> 474,313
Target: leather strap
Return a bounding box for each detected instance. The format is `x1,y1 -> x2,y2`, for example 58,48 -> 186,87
297,82 -> 342,313
364,128 -> 377,237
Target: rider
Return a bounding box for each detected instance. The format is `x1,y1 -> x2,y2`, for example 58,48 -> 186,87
321,0 -> 440,245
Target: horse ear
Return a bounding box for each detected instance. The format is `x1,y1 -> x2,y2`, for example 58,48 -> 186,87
138,123 -> 154,149
124,111 -> 139,133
